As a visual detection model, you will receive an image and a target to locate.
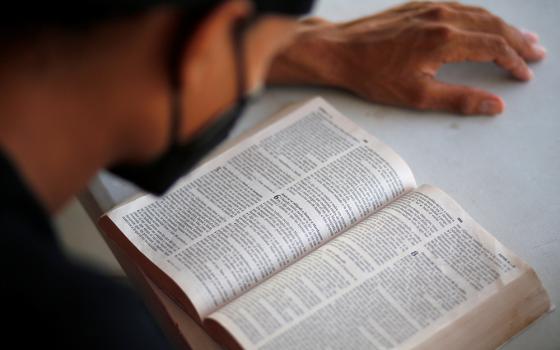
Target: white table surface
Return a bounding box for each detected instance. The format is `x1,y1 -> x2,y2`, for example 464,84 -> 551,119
87,1 -> 560,349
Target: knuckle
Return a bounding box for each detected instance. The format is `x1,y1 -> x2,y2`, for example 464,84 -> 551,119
420,5 -> 452,21
471,5 -> 489,14
491,16 -> 509,34
492,36 -> 509,52
425,23 -> 455,40
480,11 -> 508,32
459,3 -> 491,15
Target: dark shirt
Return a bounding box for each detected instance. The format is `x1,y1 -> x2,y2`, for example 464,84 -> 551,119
2,150 -> 173,349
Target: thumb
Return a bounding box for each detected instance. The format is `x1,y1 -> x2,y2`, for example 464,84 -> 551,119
420,79 -> 504,116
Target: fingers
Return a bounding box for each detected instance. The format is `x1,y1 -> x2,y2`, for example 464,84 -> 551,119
503,25 -> 546,62
415,79 -> 504,116
520,28 -> 539,43
440,30 -> 533,81
398,2 -> 547,63
451,13 -> 547,62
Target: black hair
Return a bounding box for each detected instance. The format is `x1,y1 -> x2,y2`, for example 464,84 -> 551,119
0,1 -> 224,44
0,0 -> 312,36
0,0 -> 313,58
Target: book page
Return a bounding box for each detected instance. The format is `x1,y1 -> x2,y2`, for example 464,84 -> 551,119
207,185 -> 547,349
106,97 -> 416,319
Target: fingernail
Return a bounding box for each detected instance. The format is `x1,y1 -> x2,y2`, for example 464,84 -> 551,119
532,43 -> 547,57
516,67 -> 533,81
526,68 -> 534,80
521,28 -> 539,42
479,99 -> 502,115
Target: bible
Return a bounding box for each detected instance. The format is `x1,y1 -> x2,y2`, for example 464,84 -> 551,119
99,97 -> 551,350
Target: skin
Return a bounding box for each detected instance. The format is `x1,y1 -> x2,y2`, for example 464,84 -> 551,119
0,1 -> 546,213
269,2 -> 546,114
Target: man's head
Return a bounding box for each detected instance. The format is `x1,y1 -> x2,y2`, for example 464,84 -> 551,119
110,0 -> 315,194
0,0 -> 313,210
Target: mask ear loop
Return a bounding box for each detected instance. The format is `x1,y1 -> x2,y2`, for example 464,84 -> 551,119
231,16 -> 252,105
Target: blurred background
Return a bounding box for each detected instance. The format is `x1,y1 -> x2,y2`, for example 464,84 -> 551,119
55,199 -> 123,276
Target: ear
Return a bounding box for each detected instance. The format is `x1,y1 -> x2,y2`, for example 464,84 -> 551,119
180,0 -> 251,92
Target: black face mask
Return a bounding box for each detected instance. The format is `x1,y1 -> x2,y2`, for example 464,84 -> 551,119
109,17 -> 251,195
109,0 -> 315,195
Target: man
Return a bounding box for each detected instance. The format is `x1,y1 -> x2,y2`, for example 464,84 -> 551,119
1,0 -> 545,348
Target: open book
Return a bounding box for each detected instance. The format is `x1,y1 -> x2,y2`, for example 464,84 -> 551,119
99,97 -> 551,350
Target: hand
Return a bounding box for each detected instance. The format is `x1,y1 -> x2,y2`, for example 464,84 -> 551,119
268,1 -> 547,116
